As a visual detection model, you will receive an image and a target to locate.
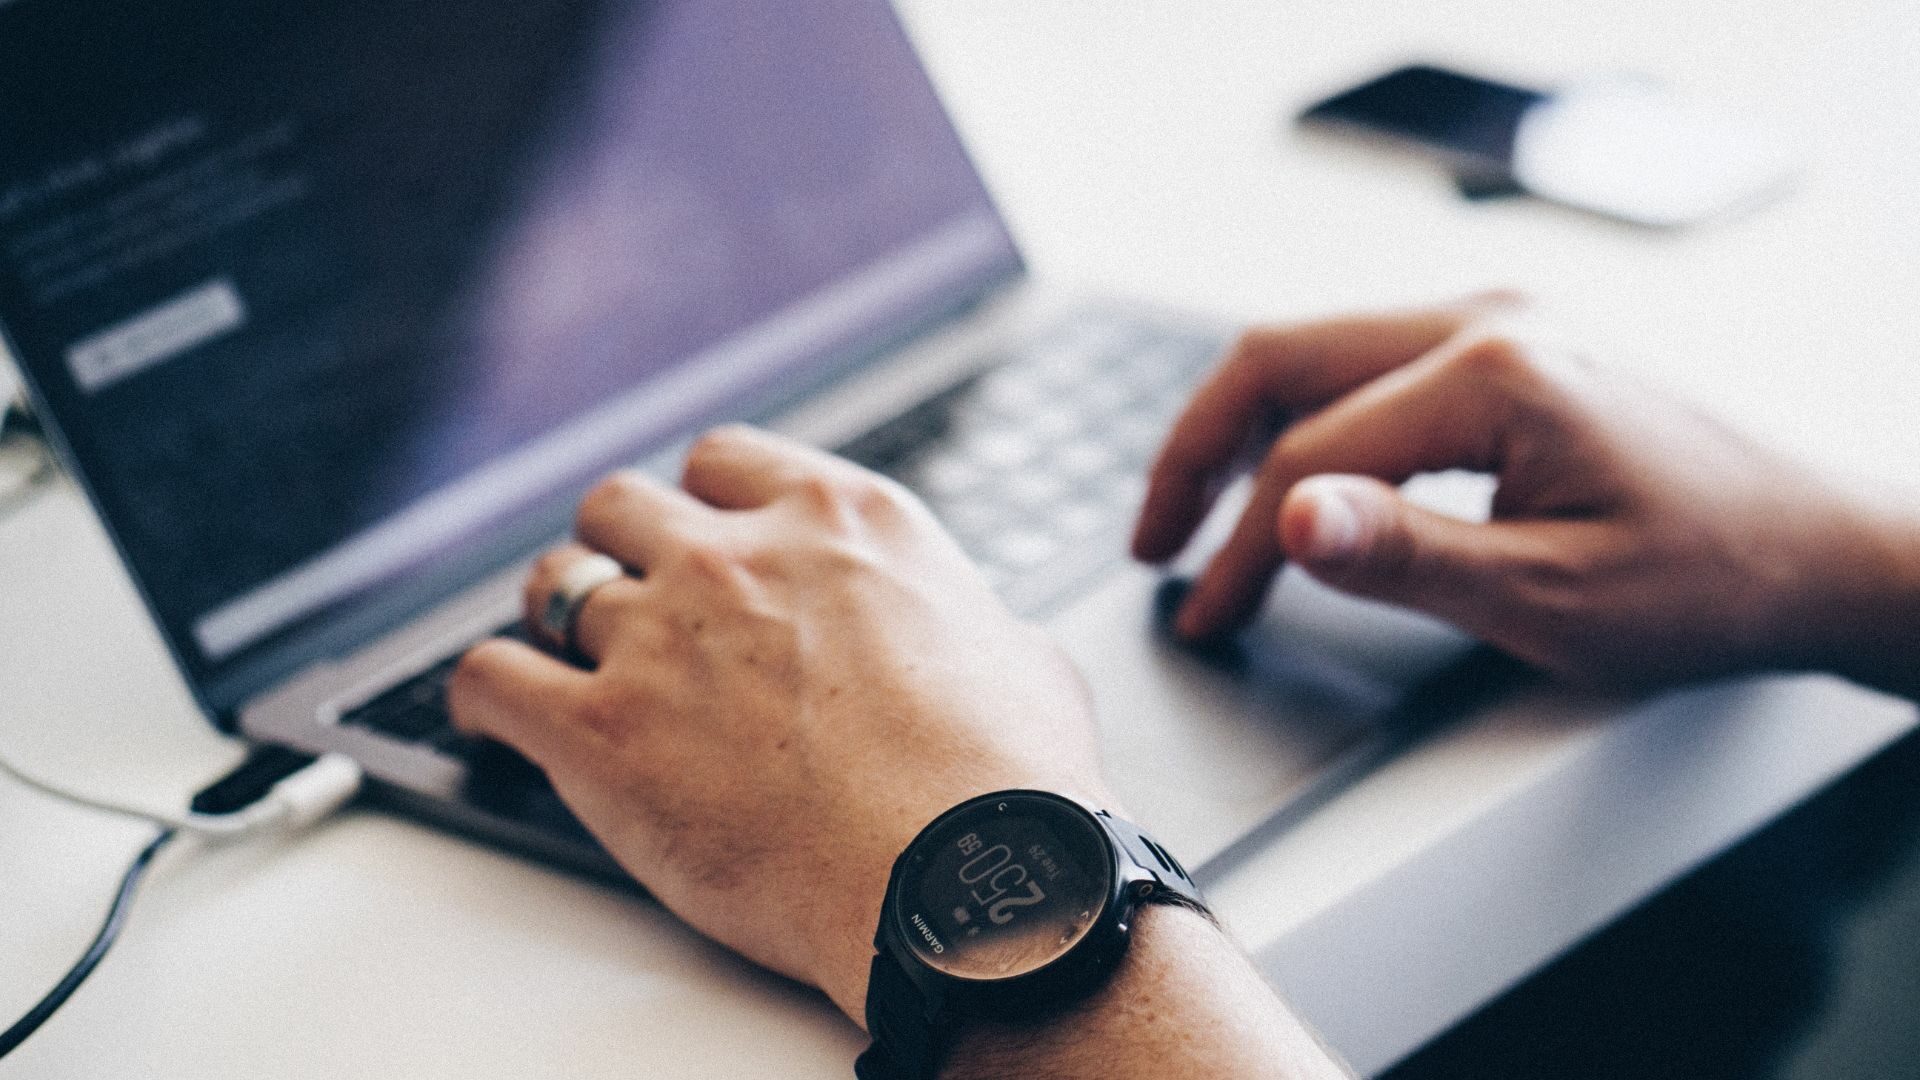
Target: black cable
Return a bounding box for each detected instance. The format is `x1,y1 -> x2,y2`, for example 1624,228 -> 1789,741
0,827 -> 177,1059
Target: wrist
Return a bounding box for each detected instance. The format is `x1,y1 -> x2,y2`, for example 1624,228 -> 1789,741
808,810 -> 940,1025
854,787 -> 1213,1080
1798,485 -> 1920,698
937,903 -> 1215,1075
939,904 -> 1348,1080
810,776 -> 1125,1025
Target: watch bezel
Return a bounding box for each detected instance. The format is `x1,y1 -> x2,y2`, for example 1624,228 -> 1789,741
876,789 -> 1141,1020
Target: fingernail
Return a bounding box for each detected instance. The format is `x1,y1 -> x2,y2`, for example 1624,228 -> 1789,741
1304,481 -> 1366,564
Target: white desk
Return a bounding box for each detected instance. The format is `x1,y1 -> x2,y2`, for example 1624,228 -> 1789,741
3,1 -> 1916,1076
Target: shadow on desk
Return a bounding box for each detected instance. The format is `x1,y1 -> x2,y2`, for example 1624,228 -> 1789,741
1384,726 -> 1920,1080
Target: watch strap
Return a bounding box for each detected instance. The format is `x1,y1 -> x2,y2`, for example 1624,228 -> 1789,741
855,952 -> 940,1080
1095,810 -> 1211,917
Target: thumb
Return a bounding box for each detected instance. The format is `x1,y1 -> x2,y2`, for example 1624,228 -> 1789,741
1278,474 -> 1519,626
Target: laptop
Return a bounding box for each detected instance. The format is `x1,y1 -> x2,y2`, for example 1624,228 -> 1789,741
0,0 -> 1483,882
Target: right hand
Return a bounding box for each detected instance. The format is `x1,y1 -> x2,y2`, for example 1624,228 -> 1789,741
449,426 -> 1110,1025
1132,294 -> 1912,689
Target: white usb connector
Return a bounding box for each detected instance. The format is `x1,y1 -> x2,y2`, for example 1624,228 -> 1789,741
0,746 -> 363,838
259,753 -> 364,831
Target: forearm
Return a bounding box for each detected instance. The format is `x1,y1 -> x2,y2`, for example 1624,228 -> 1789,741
939,906 -> 1353,1080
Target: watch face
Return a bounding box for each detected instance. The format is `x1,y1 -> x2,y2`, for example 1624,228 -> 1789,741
892,793 -> 1115,982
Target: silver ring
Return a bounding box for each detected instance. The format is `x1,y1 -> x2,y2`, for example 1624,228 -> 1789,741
540,552 -> 626,652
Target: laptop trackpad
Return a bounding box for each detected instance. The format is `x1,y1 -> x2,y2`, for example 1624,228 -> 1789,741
1046,564 -> 1473,865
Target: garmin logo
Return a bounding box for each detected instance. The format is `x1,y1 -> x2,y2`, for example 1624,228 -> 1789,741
910,913 -> 946,954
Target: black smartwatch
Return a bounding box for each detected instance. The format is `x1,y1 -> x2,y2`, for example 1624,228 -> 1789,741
854,789 -> 1210,1080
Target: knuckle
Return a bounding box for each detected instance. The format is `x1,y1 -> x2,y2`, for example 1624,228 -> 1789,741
795,474 -> 848,516
828,536 -> 887,572
676,540 -> 752,592
448,639 -> 511,702
686,424 -> 750,468
572,683 -> 634,745
531,547 -> 574,581
601,468 -> 649,497
1501,550 -> 1604,639
458,637 -> 515,674
1450,333 -> 1538,383
679,540 -> 735,574
795,534 -> 887,585
852,473 -> 916,522
794,472 -> 899,525
605,467 -> 656,498
577,469 -> 648,525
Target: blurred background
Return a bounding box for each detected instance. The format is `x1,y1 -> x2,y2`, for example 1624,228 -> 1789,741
1387,728 -> 1920,1078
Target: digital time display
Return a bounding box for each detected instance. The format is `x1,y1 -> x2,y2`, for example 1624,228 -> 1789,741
894,795 -> 1113,981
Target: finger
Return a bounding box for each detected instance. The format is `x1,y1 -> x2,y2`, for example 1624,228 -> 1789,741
1173,333 -> 1524,639
680,423 -> 873,510
1277,474 -> 1563,634
447,637 -> 597,770
1133,292 -> 1520,564
574,468 -> 715,569
521,542 -> 648,659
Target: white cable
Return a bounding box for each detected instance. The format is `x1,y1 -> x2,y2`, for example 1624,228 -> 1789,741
0,748 -> 362,838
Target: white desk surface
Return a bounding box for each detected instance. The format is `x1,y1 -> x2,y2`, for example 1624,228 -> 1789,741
3,1 -> 1916,1076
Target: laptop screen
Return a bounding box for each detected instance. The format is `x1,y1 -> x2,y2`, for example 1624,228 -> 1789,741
0,0 -> 1019,695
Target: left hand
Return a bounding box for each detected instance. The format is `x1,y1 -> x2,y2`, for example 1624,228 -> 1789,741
447,425 -> 1110,1023
1131,295 -> 1897,689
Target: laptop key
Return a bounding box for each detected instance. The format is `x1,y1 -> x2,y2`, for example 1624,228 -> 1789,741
842,309 -> 1225,619
338,623 -> 528,747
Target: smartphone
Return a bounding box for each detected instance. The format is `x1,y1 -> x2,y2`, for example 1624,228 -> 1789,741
1299,64 -> 1544,178
1298,64 -> 1798,227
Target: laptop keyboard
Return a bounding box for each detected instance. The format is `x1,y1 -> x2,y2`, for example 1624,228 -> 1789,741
839,310 -> 1224,617
342,310 -> 1224,750
338,622 -> 534,749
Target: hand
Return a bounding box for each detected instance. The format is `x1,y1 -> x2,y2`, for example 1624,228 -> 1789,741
1133,294 -> 1914,689
447,425 -> 1109,1023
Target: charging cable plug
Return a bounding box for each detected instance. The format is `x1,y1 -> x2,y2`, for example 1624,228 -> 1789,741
0,745 -> 363,838
170,751 -> 365,838
255,752 -> 363,831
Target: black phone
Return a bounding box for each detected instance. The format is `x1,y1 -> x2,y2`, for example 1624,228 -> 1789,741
1296,63 -> 1797,227
1298,64 -> 1545,177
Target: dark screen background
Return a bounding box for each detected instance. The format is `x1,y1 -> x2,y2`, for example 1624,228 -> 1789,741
0,0 -> 1015,681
